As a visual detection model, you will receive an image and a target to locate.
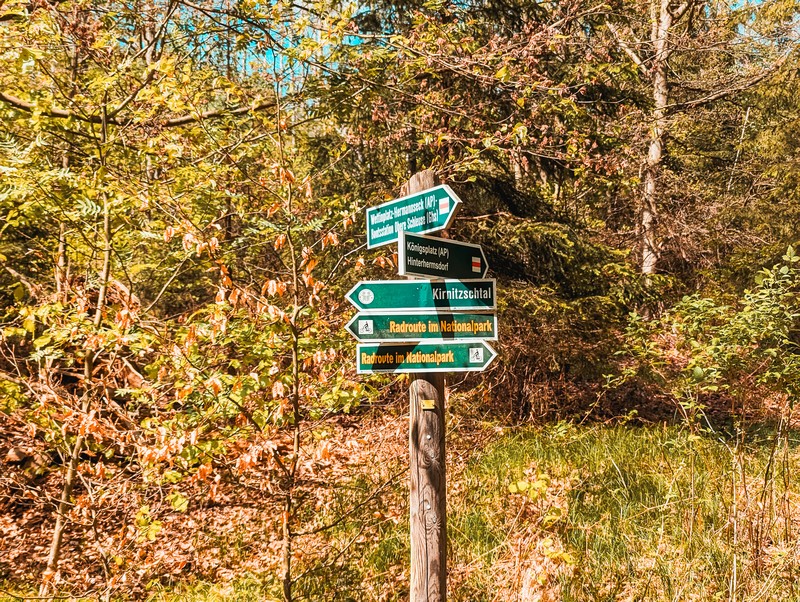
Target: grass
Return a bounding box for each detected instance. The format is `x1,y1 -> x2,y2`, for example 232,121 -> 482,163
8,420 -> 800,601
450,420 -> 800,601
145,578 -> 269,602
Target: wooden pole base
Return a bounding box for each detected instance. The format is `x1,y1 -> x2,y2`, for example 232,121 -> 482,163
405,169 -> 447,602
409,373 -> 446,601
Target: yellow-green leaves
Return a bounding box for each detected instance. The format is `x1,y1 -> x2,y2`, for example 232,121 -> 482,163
135,506 -> 163,542
508,473 -> 550,502
167,492 -> 189,513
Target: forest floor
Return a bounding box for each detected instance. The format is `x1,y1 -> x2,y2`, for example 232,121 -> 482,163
3,391 -> 800,601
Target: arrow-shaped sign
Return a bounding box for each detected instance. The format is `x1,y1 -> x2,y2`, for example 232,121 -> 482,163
346,279 -> 496,312
357,341 -> 497,374
346,312 -> 497,342
398,231 -> 489,279
366,185 -> 462,249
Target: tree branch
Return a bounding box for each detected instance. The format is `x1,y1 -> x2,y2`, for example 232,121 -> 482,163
671,54 -> 791,111
4,266 -> 39,300
106,70 -> 156,119
607,22 -> 650,79
0,90 -> 275,127
161,101 -> 275,127
670,0 -> 691,21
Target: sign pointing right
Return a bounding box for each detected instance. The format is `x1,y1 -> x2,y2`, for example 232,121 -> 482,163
399,231 -> 489,279
366,185 -> 462,249
357,340 -> 497,373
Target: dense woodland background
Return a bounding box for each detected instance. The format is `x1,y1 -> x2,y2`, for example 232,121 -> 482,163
2,0 -> 800,599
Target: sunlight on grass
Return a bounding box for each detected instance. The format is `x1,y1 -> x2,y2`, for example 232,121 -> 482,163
58,422 -> 800,601
451,422 -> 800,602
145,577 -> 270,602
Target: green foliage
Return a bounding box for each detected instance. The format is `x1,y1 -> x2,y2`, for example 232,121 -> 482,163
612,247 -> 800,423
1,0 -> 800,596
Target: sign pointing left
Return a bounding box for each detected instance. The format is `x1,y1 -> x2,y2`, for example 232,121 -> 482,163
366,185 -> 462,248
346,279 -> 496,312
346,312 -> 498,342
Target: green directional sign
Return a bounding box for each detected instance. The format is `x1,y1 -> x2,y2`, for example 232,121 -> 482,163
366,185 -> 462,249
346,312 -> 497,342
357,341 -> 497,374
346,279 -> 496,312
399,231 -> 489,279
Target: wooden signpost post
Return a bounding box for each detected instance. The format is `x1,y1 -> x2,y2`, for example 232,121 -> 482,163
405,171 -> 447,602
348,170 -> 497,601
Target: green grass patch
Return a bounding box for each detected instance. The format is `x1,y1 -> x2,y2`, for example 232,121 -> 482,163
41,421 -> 800,601
450,421 -> 800,601
145,577 -> 270,602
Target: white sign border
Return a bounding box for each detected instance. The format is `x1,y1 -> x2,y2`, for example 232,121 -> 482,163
355,341 -> 497,374
365,184 -> 463,249
346,312 -> 498,343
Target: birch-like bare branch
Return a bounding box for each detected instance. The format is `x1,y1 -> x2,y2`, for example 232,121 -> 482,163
607,22 -> 650,79
670,0 -> 692,21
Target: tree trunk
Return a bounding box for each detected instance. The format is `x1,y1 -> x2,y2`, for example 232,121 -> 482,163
55,223 -> 66,298
279,107 -> 301,600
641,0 -> 672,276
281,315 -> 302,602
